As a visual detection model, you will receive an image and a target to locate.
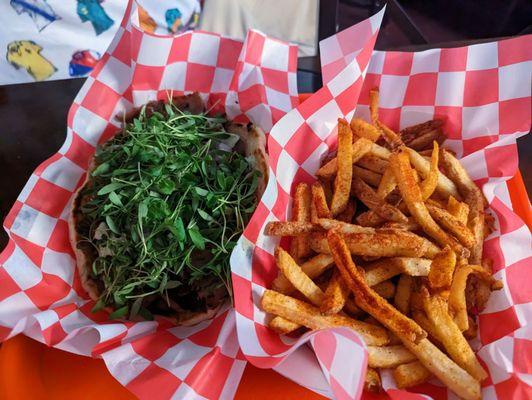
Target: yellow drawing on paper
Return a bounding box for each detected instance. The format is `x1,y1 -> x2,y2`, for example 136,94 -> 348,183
6,40 -> 57,81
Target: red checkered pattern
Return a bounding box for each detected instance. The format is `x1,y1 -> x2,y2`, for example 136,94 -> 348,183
232,6 -> 531,400
0,0 -> 297,398
231,8 -> 386,400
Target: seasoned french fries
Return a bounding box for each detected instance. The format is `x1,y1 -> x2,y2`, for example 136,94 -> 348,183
351,118 -> 381,142
376,120 -> 404,150
265,221 -> 318,236
310,230 -> 434,258
447,195 -> 470,225
351,176 -> 408,222
317,218 -> 375,234
376,167 -> 397,199
393,361 -> 432,389
336,200 -> 356,223
261,88 -> 499,399
291,183 -> 312,259
390,151 -> 468,258
352,166 -> 382,187
269,316 -> 300,334
357,154 -> 389,174
311,182 -> 332,221
276,248 -> 324,306
364,368 -> 382,393
426,203 -> 475,248
331,119 -> 353,215
317,137 -> 372,179
367,345 -> 417,368
405,147 -> 460,199
394,274 -> 413,314
419,142 -> 439,200
327,230 -> 426,343
369,89 -> 379,125
272,253 -> 334,294
428,246 -> 457,290
261,290 -> 389,345
320,270 -> 349,315
421,288 -> 488,381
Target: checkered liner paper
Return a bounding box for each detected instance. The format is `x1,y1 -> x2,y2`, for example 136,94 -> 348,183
0,0 -> 299,398
0,3 -> 530,399
231,7 -> 532,400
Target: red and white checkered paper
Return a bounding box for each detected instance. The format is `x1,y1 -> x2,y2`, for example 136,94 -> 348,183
0,0 -> 298,399
232,7 -> 532,400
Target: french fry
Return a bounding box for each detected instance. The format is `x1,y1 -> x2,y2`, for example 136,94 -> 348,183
368,345 -> 417,368
421,287 -> 488,381
395,274 -> 413,314
310,229 -> 434,258
400,119 -> 443,143
449,264 -> 502,331
412,309 -> 445,345
369,142 -> 391,159
407,128 -> 444,151
364,258 -> 431,288
311,182 -> 332,221
372,280 -> 396,299
405,147 -> 460,199
272,253 -> 335,294
321,179 -> 334,208
419,142 -> 439,200
357,154 -> 389,174
317,218 -> 375,234
382,219 -> 420,231
364,261 -> 402,287
326,230 -> 426,343
390,151 -> 468,258
276,248 -> 324,306
369,89 -> 379,125
269,316 -> 300,334
320,270 -> 349,315
261,290 -> 389,345
265,221 -> 319,236
372,281 -> 395,299
376,120 -> 404,150
316,137 -> 373,178
352,166 -> 383,187
439,149 -> 485,264
336,200 -> 356,223
428,246 -> 457,290
401,338 -> 480,400
447,195 -> 470,225
364,368 -> 382,393
356,210 -> 384,227
426,204 -> 475,248
393,361 -> 432,389
350,118 -> 381,142
376,167 -> 397,199
351,176 -> 408,223
291,183 -> 312,258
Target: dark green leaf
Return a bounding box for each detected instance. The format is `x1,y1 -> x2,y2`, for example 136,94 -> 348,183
98,182 -> 126,195
109,305 -> 129,319
106,215 -> 120,234
92,163 -> 110,176
189,227 -> 205,250
174,218 -> 186,241
109,191 -> 123,207
197,209 -> 213,221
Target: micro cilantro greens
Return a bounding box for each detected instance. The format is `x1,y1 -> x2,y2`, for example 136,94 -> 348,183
78,102 -> 259,318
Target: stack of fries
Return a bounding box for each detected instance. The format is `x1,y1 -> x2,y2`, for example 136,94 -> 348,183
262,89 -> 502,400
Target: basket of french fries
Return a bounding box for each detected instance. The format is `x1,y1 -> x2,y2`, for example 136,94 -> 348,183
231,9 -> 531,400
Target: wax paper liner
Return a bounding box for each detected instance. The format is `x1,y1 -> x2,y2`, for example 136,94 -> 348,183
0,1 -> 298,399
231,7 -> 532,400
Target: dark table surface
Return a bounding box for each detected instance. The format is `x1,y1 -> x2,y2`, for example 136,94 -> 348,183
0,69 -> 530,249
